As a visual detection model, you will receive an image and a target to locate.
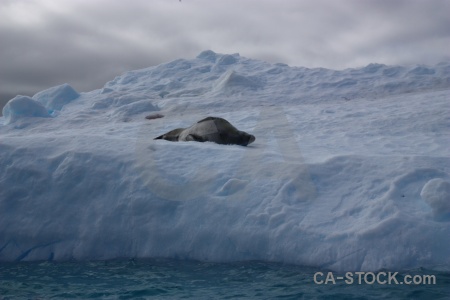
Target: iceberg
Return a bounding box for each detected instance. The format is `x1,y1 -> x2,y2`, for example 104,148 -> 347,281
1,51 -> 449,272
2,95 -> 50,125
33,83 -> 80,113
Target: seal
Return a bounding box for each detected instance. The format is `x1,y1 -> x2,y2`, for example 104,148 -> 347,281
154,117 -> 255,146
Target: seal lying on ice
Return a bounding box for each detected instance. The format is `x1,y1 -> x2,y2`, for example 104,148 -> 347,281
154,117 -> 255,146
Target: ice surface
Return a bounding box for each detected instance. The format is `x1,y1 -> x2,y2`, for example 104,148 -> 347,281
1,50 -> 449,272
33,83 -> 80,113
421,179 -> 450,219
2,96 -> 50,125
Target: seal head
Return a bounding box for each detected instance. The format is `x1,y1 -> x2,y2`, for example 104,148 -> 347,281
154,128 -> 184,141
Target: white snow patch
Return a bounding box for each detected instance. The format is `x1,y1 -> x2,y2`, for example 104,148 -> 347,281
421,178 -> 450,219
32,83 -> 80,112
2,96 -> 50,124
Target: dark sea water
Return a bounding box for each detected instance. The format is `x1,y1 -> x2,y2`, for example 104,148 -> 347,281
0,259 -> 449,299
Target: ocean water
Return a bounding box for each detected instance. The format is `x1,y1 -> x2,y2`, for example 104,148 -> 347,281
1,259 -> 449,299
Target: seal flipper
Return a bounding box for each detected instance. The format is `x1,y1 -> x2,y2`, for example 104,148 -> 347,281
154,135 -> 164,140
186,134 -> 206,142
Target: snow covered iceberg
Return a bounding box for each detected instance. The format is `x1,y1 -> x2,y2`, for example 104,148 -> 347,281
1,51 -> 449,272
2,95 -> 50,125
33,83 -> 80,112
2,83 -> 80,125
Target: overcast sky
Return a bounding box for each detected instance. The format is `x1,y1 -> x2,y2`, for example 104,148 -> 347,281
1,0 -> 449,108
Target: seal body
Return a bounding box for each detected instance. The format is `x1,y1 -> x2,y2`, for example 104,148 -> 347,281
154,117 -> 255,146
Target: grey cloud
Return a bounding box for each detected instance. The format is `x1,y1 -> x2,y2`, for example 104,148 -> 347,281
1,0 -> 449,114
